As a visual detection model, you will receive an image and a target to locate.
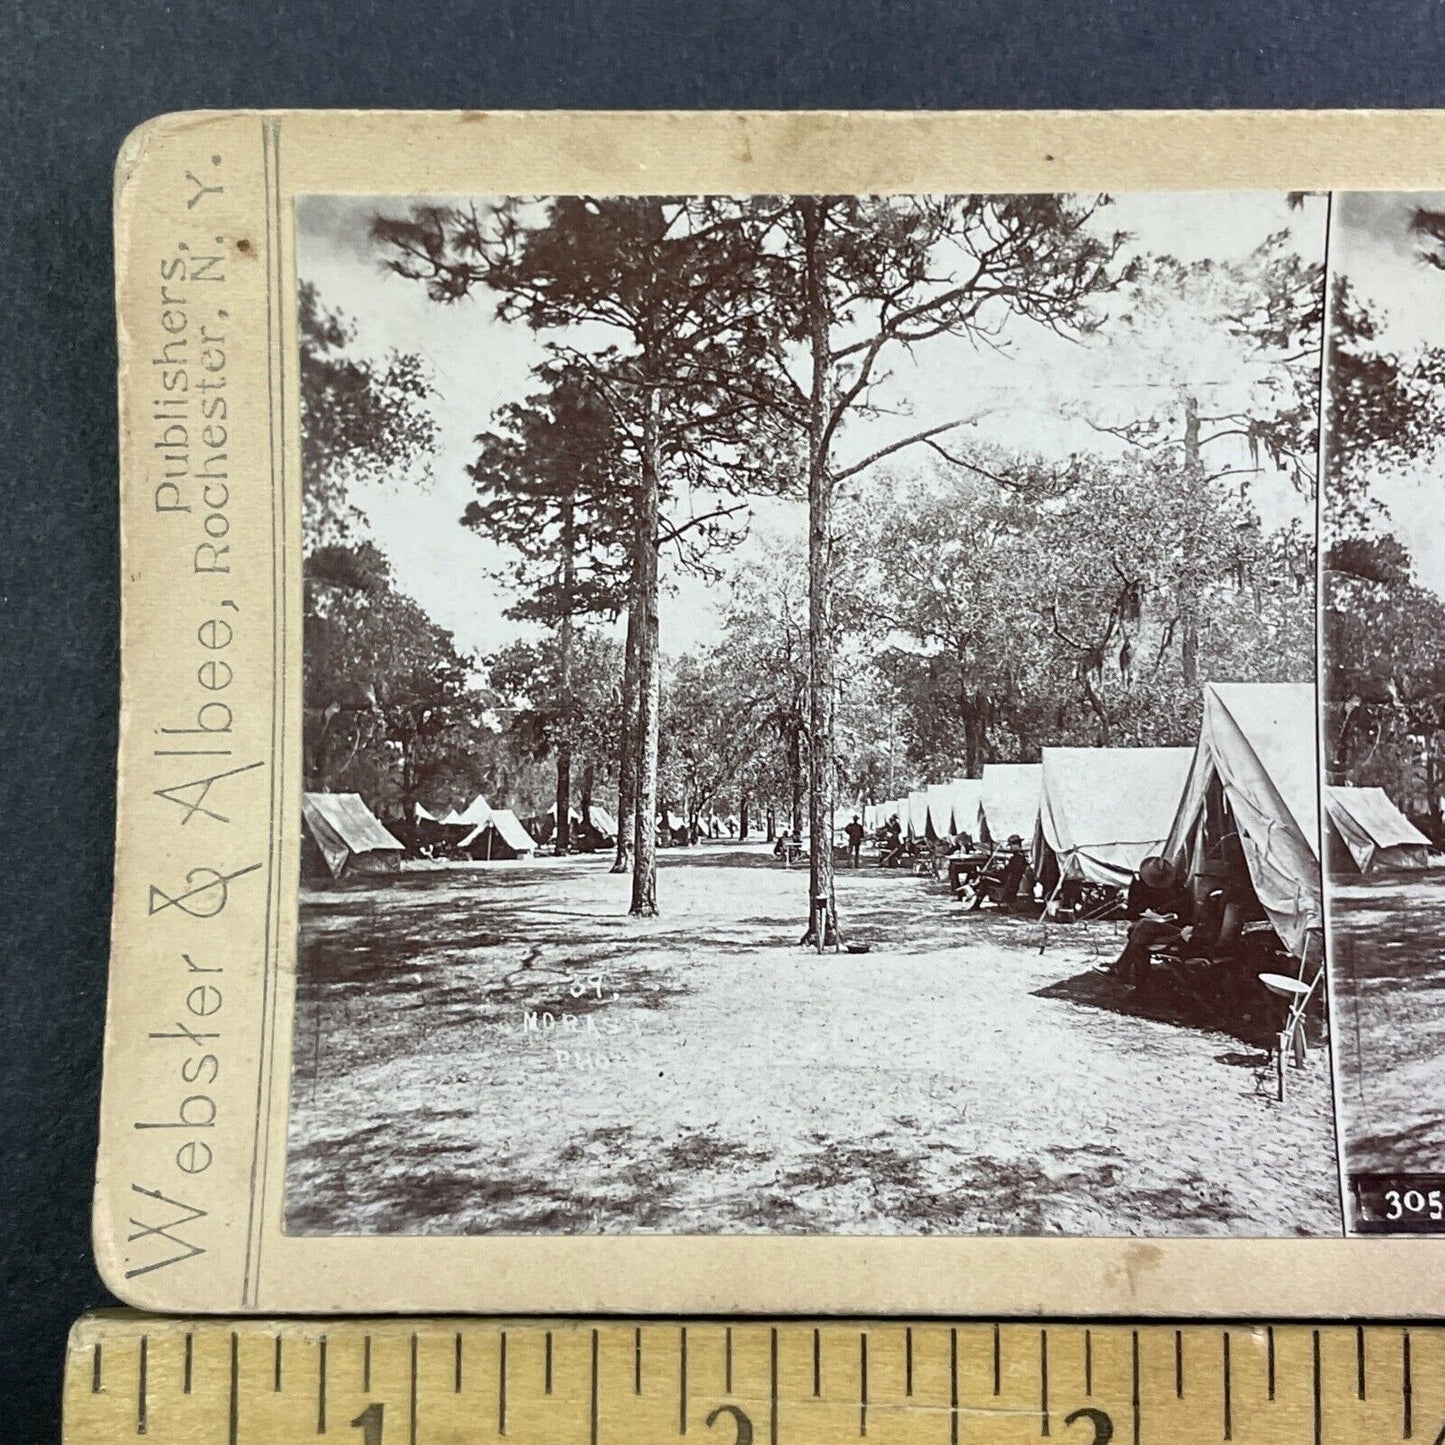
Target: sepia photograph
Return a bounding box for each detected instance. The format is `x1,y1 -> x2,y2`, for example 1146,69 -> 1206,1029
285,189 -> 1342,1239
1321,193 -> 1445,1232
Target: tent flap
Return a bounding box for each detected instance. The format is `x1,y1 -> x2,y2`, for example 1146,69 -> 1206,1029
1163,683 -> 1321,958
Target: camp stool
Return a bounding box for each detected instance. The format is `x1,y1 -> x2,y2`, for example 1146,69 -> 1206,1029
1259,929 -> 1325,1102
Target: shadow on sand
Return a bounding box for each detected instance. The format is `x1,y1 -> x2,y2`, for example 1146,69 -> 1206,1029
1034,966 -> 1280,1051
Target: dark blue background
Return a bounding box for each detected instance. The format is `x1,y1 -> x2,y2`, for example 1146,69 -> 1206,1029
3,0 -> 1443,1435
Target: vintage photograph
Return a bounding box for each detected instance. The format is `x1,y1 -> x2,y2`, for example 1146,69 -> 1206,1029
1321,193 -> 1445,1231
286,189 -> 1342,1238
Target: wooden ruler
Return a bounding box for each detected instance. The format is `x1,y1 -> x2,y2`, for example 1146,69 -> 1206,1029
64,1314 -> 1445,1444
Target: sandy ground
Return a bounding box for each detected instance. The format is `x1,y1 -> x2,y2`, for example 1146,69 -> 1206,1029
1331,869 -> 1445,1174
285,841 -> 1342,1237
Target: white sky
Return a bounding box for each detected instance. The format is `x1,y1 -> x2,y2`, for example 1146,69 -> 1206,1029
1328,192 -> 1445,596
297,191 -> 1324,660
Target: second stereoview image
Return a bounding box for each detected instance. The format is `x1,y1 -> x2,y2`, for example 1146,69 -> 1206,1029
1322,193 -> 1445,1234
285,190 -> 1354,1240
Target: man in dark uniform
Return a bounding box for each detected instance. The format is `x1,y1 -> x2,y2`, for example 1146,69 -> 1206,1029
845,814 -> 866,868
1111,856 -> 1227,989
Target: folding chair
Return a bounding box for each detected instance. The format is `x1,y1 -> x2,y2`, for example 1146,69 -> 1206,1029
1259,929 -> 1325,1102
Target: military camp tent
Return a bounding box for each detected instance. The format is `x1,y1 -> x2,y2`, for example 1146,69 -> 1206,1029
1035,746 -> 1194,887
584,805 -> 619,844
949,778 -> 982,840
905,790 -> 931,839
1162,682 -> 1321,959
301,793 -> 405,879
399,800 -> 454,853
452,794 -> 493,828
458,807 -> 537,860
1325,786 -> 1432,873
978,763 -> 1042,848
537,802 -> 617,850
925,784 -> 958,839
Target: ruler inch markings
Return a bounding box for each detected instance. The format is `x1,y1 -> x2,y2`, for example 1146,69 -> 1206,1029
591,1328 -> 600,1445
769,1326 -> 779,1445
1403,1328 -> 1413,1440
136,1334 -> 148,1436
860,1330 -> 868,1438
950,1327 -> 959,1445
60,1318 -> 1445,1443
1040,1327 -> 1050,1438
1222,1330 -> 1232,1442
499,1330 -> 507,1435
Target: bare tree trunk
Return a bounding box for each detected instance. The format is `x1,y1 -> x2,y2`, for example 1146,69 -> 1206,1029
801,199 -> 837,945
399,736 -> 416,824
766,804 -> 776,842
963,708 -> 983,779
1082,671 -> 1112,747
554,499 -> 576,854
1181,390 -> 1202,687
630,389 -> 662,916
553,752 -> 572,854
611,578 -> 641,873
739,793 -> 749,840
788,727 -> 804,842
579,760 -> 595,848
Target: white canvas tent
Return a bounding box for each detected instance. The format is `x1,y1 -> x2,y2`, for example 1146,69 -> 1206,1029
925,783 -> 957,838
546,802 -> 617,843
1325,786 -> 1432,873
1036,746 -> 1194,886
459,807 -> 537,859
978,763 -> 1042,848
1162,682 -> 1321,959
905,789 -> 931,839
949,778 -> 982,839
301,792 -> 404,879
414,803 -> 439,824
452,793 -> 493,827
584,805 -> 619,841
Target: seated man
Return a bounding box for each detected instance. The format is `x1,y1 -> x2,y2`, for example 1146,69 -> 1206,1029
1111,856 -> 1228,988
968,835 -> 1029,910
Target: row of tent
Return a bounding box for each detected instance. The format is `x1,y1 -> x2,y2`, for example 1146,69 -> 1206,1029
429,796 -> 621,855
301,791 -> 628,879
301,792 -> 543,880
864,682 -> 1436,961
